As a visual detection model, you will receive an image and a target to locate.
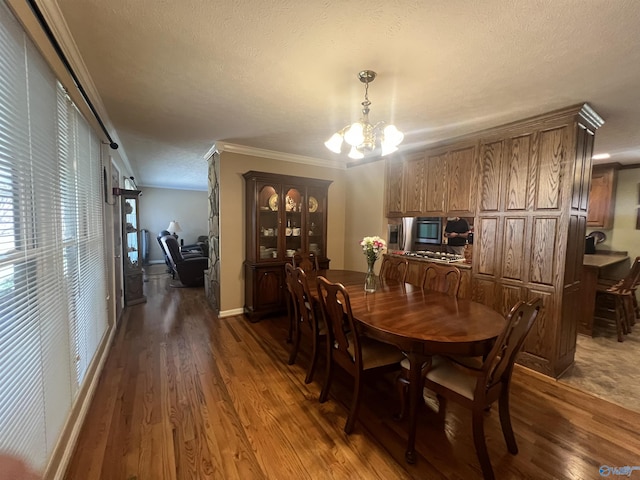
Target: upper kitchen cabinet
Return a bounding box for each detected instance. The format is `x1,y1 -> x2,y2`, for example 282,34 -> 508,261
446,145 -> 477,214
403,153 -> 426,216
587,164 -> 619,229
384,145 -> 477,217
385,157 -> 404,217
424,151 -> 448,214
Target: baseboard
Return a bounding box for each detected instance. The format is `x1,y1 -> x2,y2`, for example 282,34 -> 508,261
219,307 -> 245,318
43,318 -> 119,479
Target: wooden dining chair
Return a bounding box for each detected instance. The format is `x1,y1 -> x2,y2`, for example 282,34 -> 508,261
316,276 -> 405,434
292,252 -> 319,272
420,263 -> 462,297
421,298 -> 542,480
595,256 -> 640,341
284,263 -> 297,344
379,255 -> 409,283
396,262 -> 462,419
288,267 -> 326,384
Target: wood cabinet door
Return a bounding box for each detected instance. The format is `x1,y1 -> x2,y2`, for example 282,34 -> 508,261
447,145 -> 477,214
424,153 -> 447,214
385,158 -> 405,217
403,153 -> 426,215
587,166 -> 617,228
254,266 -> 284,312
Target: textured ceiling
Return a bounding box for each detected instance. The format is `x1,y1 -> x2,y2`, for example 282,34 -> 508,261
52,0 -> 640,191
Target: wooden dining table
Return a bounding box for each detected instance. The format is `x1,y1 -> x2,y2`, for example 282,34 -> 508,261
309,269 -> 506,464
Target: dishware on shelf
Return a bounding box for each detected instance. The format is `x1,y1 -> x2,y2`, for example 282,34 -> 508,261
308,196 -> 318,213
268,193 -> 278,211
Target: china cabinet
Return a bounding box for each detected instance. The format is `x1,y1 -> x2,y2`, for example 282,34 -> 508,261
121,189 -> 146,306
243,171 -> 332,320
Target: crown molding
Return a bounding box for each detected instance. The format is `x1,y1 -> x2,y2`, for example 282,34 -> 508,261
217,143 -> 347,170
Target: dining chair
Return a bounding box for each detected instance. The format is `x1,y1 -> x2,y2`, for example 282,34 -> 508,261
420,263 -> 462,297
396,262 -> 462,419
288,267 -> 326,384
316,276 -> 405,434
284,263 -> 297,344
595,256 -> 640,341
292,252 -> 320,272
421,297 -> 542,480
379,255 -> 409,283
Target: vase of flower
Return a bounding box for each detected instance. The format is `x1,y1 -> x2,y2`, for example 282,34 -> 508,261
360,235 -> 387,293
364,256 -> 377,293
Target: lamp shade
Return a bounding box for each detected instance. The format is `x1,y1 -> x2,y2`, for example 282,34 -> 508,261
167,221 -> 182,233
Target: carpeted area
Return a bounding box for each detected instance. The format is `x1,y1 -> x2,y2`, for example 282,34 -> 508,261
559,318 -> 640,413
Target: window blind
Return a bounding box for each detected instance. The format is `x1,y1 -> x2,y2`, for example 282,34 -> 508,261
0,1 -> 108,472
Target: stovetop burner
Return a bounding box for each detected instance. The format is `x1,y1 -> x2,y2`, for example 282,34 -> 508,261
403,250 -> 465,263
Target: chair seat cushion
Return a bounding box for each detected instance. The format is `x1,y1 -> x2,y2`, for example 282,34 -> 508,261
424,355 -> 478,400
401,354 -> 482,372
347,334 -> 404,370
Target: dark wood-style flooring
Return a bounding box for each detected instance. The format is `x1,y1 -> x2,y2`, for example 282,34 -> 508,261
64,270 -> 640,479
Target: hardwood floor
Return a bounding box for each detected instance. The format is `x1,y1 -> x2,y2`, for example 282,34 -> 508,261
64,272 -> 640,479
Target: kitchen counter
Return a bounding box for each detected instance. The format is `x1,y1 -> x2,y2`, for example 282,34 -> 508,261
579,253 -> 629,337
583,253 -> 629,269
389,252 -> 472,269
386,253 -> 472,298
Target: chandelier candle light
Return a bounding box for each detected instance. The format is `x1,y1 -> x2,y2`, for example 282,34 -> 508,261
325,70 -> 404,159
360,235 -> 387,293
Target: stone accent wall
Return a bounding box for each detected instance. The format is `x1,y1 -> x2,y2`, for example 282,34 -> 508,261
206,151 -> 221,314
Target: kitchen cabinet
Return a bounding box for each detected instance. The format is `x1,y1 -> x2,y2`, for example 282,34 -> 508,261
121,189 -> 146,306
385,145 -> 477,217
243,171 -> 332,320
394,254 -> 472,299
587,165 -> 618,229
424,152 -> 448,214
385,158 -> 404,217
403,153 -> 426,215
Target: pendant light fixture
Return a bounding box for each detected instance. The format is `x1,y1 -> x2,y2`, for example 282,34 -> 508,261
325,70 -> 403,159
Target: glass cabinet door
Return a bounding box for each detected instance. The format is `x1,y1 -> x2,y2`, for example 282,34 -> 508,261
306,186 -> 326,258
283,186 -> 303,259
123,195 -> 140,268
257,183 -> 279,260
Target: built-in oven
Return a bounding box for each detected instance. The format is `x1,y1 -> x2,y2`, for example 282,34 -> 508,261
415,217 -> 442,245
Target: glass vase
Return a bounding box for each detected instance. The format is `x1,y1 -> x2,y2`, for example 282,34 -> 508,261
364,257 -> 377,293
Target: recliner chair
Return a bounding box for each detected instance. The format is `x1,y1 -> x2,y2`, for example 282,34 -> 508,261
157,230 -> 173,272
160,234 -> 208,287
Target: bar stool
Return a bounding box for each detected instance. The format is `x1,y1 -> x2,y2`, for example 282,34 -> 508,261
595,256 -> 640,341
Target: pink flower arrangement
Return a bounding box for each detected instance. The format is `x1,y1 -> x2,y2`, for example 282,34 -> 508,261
360,236 -> 387,262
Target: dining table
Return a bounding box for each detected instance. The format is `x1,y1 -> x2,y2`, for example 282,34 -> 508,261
308,269 -> 506,464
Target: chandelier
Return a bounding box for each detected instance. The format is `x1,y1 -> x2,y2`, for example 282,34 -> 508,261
325,70 -> 403,159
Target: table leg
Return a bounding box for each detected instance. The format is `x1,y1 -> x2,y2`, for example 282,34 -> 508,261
404,351 -> 425,464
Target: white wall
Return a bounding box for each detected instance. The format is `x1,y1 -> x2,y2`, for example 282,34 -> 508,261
139,187 -> 208,263
344,160 -> 387,273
